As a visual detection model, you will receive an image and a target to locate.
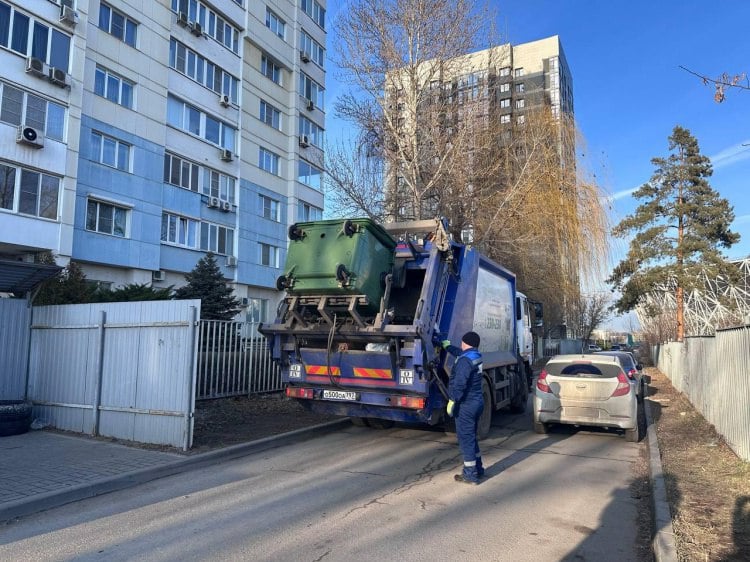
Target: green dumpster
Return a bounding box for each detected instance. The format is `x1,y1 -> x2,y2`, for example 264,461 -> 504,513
279,219 -> 396,313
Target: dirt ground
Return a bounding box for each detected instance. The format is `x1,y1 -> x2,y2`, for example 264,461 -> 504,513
191,371 -> 750,561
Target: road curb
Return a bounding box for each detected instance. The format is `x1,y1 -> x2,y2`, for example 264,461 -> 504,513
644,397 -> 678,562
0,418 -> 351,523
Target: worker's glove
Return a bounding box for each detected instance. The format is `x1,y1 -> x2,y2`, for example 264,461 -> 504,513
441,340 -> 451,349
446,400 -> 455,417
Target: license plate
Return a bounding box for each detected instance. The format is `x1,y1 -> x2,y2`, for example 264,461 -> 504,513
322,390 -> 358,401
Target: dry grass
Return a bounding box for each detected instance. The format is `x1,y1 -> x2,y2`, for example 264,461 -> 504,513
647,368 -> 750,561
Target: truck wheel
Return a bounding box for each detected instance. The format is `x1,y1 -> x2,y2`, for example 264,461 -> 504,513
509,374 -> 528,413
477,379 -> 492,440
366,418 -> 394,429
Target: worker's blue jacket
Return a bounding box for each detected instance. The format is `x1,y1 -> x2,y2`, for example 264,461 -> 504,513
446,346 -> 483,404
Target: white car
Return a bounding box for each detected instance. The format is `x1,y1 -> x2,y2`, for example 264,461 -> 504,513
587,344 -> 602,352
533,354 -> 640,442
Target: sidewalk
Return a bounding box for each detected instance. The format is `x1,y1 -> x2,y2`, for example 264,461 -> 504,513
0,419 -> 350,523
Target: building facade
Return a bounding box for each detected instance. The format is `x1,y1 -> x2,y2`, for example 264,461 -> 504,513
0,0 -> 325,321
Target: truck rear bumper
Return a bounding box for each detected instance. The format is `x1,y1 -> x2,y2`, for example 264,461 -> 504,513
291,396 -> 436,425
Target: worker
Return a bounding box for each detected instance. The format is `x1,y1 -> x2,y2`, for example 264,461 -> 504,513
437,330 -> 484,484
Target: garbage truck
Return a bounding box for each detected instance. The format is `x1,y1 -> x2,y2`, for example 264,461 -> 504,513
260,217 -> 538,439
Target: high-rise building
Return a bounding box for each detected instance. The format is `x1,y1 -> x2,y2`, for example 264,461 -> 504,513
0,0 -> 325,322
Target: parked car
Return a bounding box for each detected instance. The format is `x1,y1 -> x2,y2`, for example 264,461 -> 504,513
594,351 -> 649,401
533,354 -> 642,442
609,344 -> 622,351
587,344 -> 602,352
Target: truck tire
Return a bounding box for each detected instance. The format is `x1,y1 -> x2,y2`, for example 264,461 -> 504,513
509,373 -> 528,414
366,418 -> 394,429
0,400 -> 33,437
477,379 -> 492,440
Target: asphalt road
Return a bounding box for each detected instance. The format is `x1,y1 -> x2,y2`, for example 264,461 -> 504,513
0,409 -> 641,561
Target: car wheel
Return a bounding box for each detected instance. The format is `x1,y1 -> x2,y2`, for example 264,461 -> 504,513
0,400 -> 33,437
477,379 -> 493,440
350,417 -> 369,427
533,420 -> 548,434
625,424 -> 640,442
365,418 -> 394,430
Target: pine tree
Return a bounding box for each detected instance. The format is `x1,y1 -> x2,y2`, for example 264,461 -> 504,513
608,126 -> 740,341
175,253 -> 241,320
35,260 -> 94,305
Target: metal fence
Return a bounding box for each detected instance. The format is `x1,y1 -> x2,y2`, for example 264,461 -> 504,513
655,327 -> 750,461
0,298 -> 31,400
537,338 -> 584,359
28,300 -> 201,450
196,320 -> 282,399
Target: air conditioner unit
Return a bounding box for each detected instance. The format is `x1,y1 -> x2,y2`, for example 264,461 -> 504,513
306,99 -> 315,111
16,125 -> 44,149
152,270 -> 166,282
221,201 -> 232,212
219,94 -> 230,107
208,196 -> 220,208
300,51 -> 310,63
177,11 -> 188,26
60,5 -> 79,25
299,135 -> 310,148
48,67 -> 70,88
226,256 -> 238,267
25,57 -> 46,78
190,21 -> 203,36
220,148 -> 233,162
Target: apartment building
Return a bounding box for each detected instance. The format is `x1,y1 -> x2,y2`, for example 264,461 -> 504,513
0,0 -> 325,321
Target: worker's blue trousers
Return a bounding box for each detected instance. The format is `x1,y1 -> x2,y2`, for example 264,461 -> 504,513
456,399 -> 483,463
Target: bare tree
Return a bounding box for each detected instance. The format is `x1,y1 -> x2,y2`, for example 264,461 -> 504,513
567,292 -> 611,351
679,66 -> 749,103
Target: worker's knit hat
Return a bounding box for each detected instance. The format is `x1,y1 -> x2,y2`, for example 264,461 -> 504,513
462,331 -> 480,348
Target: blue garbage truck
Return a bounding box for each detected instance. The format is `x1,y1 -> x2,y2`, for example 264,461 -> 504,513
260,217 -> 536,438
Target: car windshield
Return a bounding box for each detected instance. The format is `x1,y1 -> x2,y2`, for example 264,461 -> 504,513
546,362 -> 622,378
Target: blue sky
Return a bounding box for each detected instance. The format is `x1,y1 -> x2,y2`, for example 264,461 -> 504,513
324,0 -> 750,330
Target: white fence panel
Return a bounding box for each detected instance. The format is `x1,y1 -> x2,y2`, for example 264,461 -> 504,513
657,329 -> 750,461
28,300 -> 200,450
0,298 -> 31,400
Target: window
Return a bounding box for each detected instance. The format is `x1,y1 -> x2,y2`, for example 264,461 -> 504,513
200,222 -> 234,254
260,194 -> 281,221
517,115 -> 525,125
299,72 -> 324,108
514,67 -> 524,77
265,8 -> 285,39
299,116 -> 324,147
300,31 -> 324,67
94,66 -> 134,108
301,0 -> 325,28
298,160 -> 322,190
516,98 -> 525,109
0,161 -> 59,219
259,242 -> 280,267
500,114 -> 510,124
298,200 -> 322,221
161,214 -> 234,255
0,3 -> 71,69
90,131 -> 131,171
499,98 -> 510,109
246,298 -> 268,323
499,83 -> 510,93
515,83 -> 525,94
0,82 -> 65,141
86,199 -> 128,237
161,212 -> 198,248
163,153 -> 236,202
99,2 -> 137,48
260,100 -> 281,130
261,55 -> 282,85
499,66 -> 510,77
258,147 -> 280,175
171,0 -> 239,53
167,96 -> 236,150
169,39 -> 239,102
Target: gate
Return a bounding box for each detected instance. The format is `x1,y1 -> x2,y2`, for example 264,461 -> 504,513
196,320 -> 282,399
